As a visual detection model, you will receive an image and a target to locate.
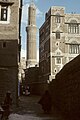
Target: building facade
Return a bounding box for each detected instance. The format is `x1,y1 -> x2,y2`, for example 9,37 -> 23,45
39,6 -> 80,83
0,0 -> 22,105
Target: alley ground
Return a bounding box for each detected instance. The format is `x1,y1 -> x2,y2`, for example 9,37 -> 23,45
8,95 -> 63,120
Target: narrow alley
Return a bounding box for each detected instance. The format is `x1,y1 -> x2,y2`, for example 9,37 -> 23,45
8,95 -> 62,120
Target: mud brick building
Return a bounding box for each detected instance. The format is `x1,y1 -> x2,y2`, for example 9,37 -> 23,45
0,0 -> 22,105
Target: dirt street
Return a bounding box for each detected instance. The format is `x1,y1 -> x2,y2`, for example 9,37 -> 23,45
9,95 -> 62,120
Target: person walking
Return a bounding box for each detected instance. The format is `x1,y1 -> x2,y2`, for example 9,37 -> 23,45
38,90 -> 52,113
1,91 -> 12,119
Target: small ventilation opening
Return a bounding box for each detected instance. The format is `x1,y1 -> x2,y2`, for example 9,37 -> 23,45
3,42 -> 6,48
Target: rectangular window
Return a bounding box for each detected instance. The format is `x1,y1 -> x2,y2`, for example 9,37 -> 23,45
56,32 -> 60,39
1,5 -> 8,21
2,42 -> 7,48
68,24 -> 79,34
55,16 -> 61,23
56,57 -> 61,64
69,44 -> 79,54
0,4 -> 11,23
55,57 -> 62,65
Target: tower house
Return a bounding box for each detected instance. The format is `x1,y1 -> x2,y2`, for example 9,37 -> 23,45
39,6 -> 80,85
0,0 -> 22,105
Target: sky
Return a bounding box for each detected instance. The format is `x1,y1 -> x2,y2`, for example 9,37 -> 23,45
21,0 -> 80,60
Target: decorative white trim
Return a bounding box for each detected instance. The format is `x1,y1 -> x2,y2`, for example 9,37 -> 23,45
54,48 -> 63,56
27,64 -> 36,68
68,38 -> 80,44
27,59 -> 37,62
55,41 -> 59,47
49,74 -> 55,81
54,26 -> 63,32
67,18 -> 79,23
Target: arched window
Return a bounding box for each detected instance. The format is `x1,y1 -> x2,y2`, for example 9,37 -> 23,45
68,20 -> 79,34
55,13 -> 61,23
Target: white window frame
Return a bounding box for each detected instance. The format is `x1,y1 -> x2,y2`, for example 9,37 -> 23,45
55,57 -> 62,65
0,5 -> 10,24
69,44 -> 80,54
68,24 -> 79,34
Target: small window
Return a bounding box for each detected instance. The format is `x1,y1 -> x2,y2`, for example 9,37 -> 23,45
55,42 -> 59,47
54,68 -> 57,73
0,4 -> 11,23
56,32 -> 60,39
55,16 -> 60,23
1,5 -> 8,21
55,13 -> 61,23
56,57 -> 61,64
3,42 -> 6,48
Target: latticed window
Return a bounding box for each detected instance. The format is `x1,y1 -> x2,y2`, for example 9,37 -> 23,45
69,44 -> 79,54
68,24 -> 79,34
68,20 -> 79,34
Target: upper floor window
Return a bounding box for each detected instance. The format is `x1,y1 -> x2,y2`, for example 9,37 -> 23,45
56,57 -> 61,64
55,13 -> 61,23
2,42 -> 7,48
56,32 -> 60,39
0,4 -> 11,24
1,5 -> 8,21
69,44 -> 79,54
68,20 -> 79,34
